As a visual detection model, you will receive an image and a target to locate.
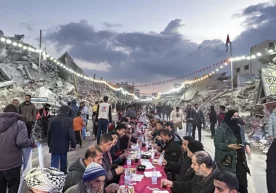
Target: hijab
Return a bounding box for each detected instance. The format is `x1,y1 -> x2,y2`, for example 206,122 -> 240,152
223,110 -> 240,135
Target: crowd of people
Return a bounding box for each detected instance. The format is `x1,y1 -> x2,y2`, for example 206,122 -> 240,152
0,97 -> 276,193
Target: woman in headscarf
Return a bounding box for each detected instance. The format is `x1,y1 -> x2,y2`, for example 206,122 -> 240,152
25,167 -> 66,193
214,109 -> 251,193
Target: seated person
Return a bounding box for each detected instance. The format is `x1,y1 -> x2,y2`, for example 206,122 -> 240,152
163,136 -> 194,180
99,133 -> 124,185
159,129 -> 182,162
65,162 -> 119,193
163,151 -> 220,193
63,146 -> 103,191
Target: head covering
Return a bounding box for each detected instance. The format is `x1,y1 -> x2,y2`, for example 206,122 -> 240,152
59,105 -> 70,115
223,109 -> 238,127
83,162 -> 106,182
25,167 -> 65,193
188,140 -> 204,153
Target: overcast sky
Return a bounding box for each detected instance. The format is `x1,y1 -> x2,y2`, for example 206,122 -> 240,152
1,0 -> 276,93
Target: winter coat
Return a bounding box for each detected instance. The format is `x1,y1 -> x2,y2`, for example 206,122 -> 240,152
214,122 -> 249,173
162,136 -> 182,162
48,106 -> 76,153
208,111 -> 217,124
0,112 -> 34,171
267,113 -> 276,138
65,181 -> 87,193
165,152 -> 192,181
172,165 -> 220,193
63,158 -> 86,192
70,100 -> 79,119
192,109 -> 205,126
19,102 -> 36,123
186,108 -> 194,123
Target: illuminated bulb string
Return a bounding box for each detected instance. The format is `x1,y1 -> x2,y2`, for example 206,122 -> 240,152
0,36 -> 275,101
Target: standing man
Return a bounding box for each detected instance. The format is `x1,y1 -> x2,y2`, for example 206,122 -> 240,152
96,96 -> 112,144
12,99 -> 20,113
267,108 -> 276,193
192,104 -> 205,142
170,107 -> 184,130
48,105 -> 76,173
92,101 -> 99,138
185,105 -> 194,136
19,94 -> 36,138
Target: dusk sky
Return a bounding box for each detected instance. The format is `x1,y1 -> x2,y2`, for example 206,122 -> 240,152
1,0 -> 276,93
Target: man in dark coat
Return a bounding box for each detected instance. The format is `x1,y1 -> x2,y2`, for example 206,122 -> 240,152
0,104 -> 35,193
164,136 -> 194,180
48,105 -> 76,173
70,100 -> 79,119
163,151 -> 220,193
192,104 -> 205,142
159,129 -> 182,162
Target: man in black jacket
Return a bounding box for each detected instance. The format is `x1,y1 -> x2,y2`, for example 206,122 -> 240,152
48,105 -> 76,173
163,151 -> 220,193
163,136 -> 194,180
159,129 -> 182,162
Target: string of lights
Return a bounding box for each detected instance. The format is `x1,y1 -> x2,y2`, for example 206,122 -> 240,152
1,35 -> 275,101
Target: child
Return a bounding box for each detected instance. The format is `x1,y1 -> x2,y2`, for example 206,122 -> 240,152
73,111 -> 85,147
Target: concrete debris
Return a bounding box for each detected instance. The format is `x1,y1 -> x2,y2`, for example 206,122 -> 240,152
0,32 -> 120,112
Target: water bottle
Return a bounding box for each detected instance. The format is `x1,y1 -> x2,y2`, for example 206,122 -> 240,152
158,151 -> 164,166
127,155 -> 131,167
125,168 -> 131,185
151,150 -> 155,159
152,168 -> 157,185
137,148 -> 141,159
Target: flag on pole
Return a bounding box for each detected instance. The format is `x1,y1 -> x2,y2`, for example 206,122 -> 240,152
225,34 -> 231,52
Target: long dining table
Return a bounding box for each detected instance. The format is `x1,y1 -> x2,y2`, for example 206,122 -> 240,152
119,147 -> 171,193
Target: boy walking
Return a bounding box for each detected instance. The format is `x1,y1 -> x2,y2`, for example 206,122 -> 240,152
73,112 -> 85,148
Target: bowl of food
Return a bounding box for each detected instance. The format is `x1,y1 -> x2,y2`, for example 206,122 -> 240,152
118,185 -> 134,193
137,164 -> 146,171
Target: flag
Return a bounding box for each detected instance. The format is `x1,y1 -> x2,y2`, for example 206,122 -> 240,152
225,34 -> 231,52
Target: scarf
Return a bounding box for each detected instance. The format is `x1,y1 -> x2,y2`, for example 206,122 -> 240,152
223,110 -> 242,144
25,167 -> 66,193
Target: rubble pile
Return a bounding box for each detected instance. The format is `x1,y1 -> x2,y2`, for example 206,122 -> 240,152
0,33 -> 119,111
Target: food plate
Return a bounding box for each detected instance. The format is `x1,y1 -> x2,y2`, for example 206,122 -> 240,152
118,185 -> 135,193
153,191 -> 169,193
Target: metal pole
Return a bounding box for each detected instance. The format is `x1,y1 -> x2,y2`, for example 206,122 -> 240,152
38,30 -> 42,82
230,42 -> 234,101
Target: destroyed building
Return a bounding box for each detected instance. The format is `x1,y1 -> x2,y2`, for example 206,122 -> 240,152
0,33 -> 120,111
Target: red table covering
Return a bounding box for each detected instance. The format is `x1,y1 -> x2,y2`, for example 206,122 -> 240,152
119,155 -> 171,193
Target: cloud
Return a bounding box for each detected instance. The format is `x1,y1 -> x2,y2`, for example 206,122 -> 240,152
44,2 -> 276,85
161,19 -> 185,35
20,23 -> 33,31
102,22 -> 123,28
232,2 -> 276,54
